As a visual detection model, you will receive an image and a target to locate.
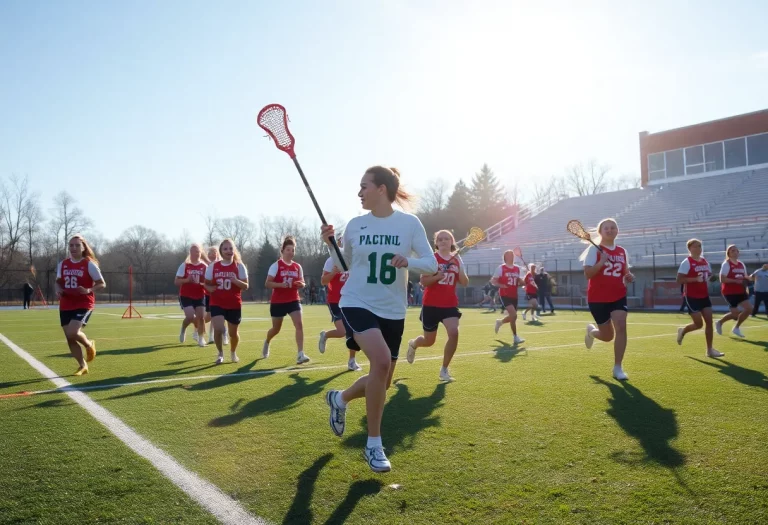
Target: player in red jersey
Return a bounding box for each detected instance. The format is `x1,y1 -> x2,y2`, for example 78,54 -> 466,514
491,250 -> 525,344
521,264 -> 540,322
203,246 -> 228,345
204,239 -> 248,364
174,243 -> 208,347
55,235 -> 106,376
318,237 -> 362,371
675,239 -> 722,358
405,230 -> 468,381
581,218 -> 635,381
262,236 -> 311,365
715,244 -> 753,338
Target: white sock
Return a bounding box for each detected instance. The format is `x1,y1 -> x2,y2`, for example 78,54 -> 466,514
440,366 -> 448,374
366,436 -> 382,449
335,391 -> 347,409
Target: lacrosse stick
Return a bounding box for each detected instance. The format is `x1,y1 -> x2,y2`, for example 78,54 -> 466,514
512,246 -> 527,267
566,219 -> 603,253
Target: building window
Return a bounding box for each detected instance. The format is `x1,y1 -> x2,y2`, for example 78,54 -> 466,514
665,149 -> 684,178
685,145 -> 704,175
648,152 -> 665,180
649,170 -> 666,181
704,142 -> 724,171
724,137 -> 747,168
747,132 -> 768,165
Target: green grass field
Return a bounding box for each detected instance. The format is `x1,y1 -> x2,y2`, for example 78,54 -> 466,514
1,305 -> 767,525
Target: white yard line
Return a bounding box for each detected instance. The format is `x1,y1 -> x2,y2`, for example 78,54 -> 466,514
0,333 -> 269,525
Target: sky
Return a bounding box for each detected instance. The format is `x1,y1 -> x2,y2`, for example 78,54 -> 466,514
2,0 -> 767,242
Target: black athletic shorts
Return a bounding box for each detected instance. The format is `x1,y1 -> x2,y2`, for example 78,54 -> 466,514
723,294 -> 749,309
340,307 -> 404,360
204,295 -> 211,313
328,302 -> 343,322
420,306 -> 461,332
209,306 -> 242,325
60,309 -> 93,327
500,295 -> 518,310
588,297 -> 628,325
525,294 -> 537,302
179,296 -> 204,309
270,300 -> 302,318
685,296 -> 712,313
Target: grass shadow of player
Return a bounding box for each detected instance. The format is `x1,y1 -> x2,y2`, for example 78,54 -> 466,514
323,480 -> 383,525
18,398 -> 75,410
0,377 -> 59,390
341,381 -> 445,455
687,357 -> 767,390
591,375 -> 685,469
492,339 -> 527,363
52,343 -> 179,358
67,361 -> 221,394
209,370 -> 347,427
737,338 -> 768,351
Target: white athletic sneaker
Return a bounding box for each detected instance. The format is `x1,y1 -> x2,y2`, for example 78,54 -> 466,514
406,340 -> 416,364
318,331 -> 327,354
262,341 -> 270,359
513,335 -> 525,344
731,327 -> 745,338
197,338 -> 206,348
439,368 -> 454,382
585,324 -> 596,349
348,359 -> 362,371
326,390 -> 346,436
612,365 -> 628,381
677,327 -> 685,346
215,354 -> 224,365
208,335 -> 215,344
715,320 -> 723,336
494,319 -> 502,334
707,348 -> 725,358
223,332 -> 229,345
179,327 -> 186,343
364,446 -> 391,473
192,331 -> 199,342
230,351 -> 239,363
297,352 -> 310,365
522,311 -> 527,321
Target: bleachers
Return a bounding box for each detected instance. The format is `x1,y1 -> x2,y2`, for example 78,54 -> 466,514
462,168 -> 768,274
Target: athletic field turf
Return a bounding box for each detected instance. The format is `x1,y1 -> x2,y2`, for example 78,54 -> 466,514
1,306 -> 766,524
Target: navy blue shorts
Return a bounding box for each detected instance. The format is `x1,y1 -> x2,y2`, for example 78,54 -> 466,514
685,296 -> 712,313
60,309 -> 93,327
328,302 -> 343,322
210,306 -> 242,325
180,296 -> 204,309
588,297 -> 628,325
420,306 -> 461,332
340,307 -> 404,360
270,300 -> 301,318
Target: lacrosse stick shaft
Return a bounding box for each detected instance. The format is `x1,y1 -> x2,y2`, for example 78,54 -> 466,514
292,157 -> 347,271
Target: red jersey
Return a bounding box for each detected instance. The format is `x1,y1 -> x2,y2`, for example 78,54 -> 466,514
586,245 -> 628,303
206,261 -> 247,309
422,253 -> 461,308
178,262 -> 207,300
720,260 -> 747,295
270,259 -> 302,304
494,264 -> 522,298
524,272 -> 538,295
57,258 -> 99,311
324,257 -> 348,304
679,256 -> 711,299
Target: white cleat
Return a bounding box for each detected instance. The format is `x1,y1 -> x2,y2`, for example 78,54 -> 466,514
348,359 -> 362,371
230,351 -> 239,363
439,368 -> 454,382
179,327 -> 186,343
223,333 -> 230,346
585,324 -> 596,349
326,390 -> 346,436
297,352 -> 310,365
364,446 -> 391,473
262,341 -> 270,359
612,365 -> 628,381
494,319 -> 502,334
522,311 -> 527,321
215,355 -> 224,365
707,348 -> 725,358
731,327 -> 745,338
715,320 -> 723,336
677,327 -> 685,346
197,338 -> 206,348
192,331 -> 199,342
513,335 -> 525,345
318,331 -> 327,354
406,340 -> 416,364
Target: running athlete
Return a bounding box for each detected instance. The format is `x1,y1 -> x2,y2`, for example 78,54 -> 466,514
521,264 -> 539,322
204,246 -> 228,345
174,243 -> 208,347
716,244 -> 753,338
492,250 -> 525,344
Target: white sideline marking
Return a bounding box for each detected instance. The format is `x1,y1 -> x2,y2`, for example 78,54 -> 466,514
0,333 -> 269,525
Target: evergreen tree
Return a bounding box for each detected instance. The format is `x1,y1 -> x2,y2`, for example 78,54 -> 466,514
253,238 -> 279,300
468,164 -> 513,230
445,179 -> 473,239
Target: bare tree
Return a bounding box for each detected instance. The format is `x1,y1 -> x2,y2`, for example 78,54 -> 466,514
112,225 -> 165,275
417,178 -> 450,214
50,191 -> 93,257
566,159 -> 610,196
609,173 -> 641,191
1,175 -> 38,284
217,215 -> 258,252
23,195 -> 44,265
202,213 -> 219,247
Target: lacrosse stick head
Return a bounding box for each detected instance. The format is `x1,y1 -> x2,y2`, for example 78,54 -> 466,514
566,219 -> 592,241
462,227 -> 486,249
257,104 -> 296,158
512,246 -> 523,258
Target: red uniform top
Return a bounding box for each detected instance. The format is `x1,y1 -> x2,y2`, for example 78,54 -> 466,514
205,261 -> 247,309
494,264 -> 522,298
177,262 -> 207,300
585,245 -> 629,303
524,272 -> 538,295
720,260 -> 747,295
269,259 -> 302,304
678,256 -> 711,299
57,258 -> 101,311
422,253 -> 461,308
323,257 -> 348,304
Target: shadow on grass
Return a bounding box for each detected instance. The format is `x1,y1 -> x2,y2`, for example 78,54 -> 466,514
492,339 -> 526,363
687,357 -> 767,390
342,381 -> 445,455
52,343 -> 180,358
0,377 -> 58,390
282,453 -> 383,525
738,338 -> 768,351
209,370 -> 347,427
591,376 -> 685,468
19,398 -> 74,410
